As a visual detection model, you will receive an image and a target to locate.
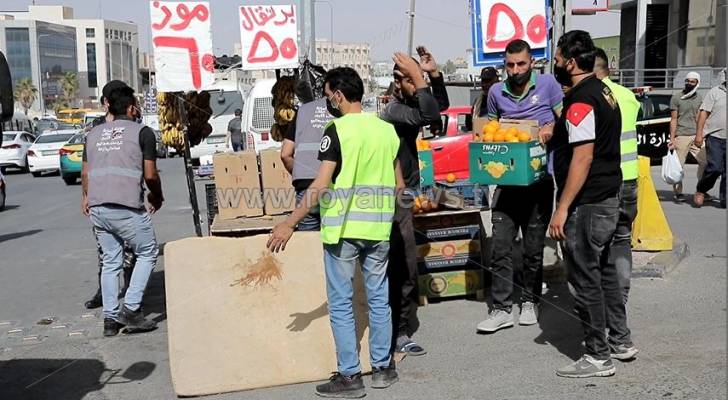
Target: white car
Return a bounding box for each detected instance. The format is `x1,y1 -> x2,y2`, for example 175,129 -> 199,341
190,133 -> 231,163
0,131 -> 35,173
27,130 -> 78,177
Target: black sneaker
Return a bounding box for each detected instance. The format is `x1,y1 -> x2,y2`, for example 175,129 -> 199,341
371,365 -> 399,389
85,293 -> 102,309
315,372 -> 365,398
118,306 -> 157,333
103,318 -> 123,337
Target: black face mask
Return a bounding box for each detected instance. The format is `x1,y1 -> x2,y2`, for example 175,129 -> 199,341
326,98 -> 343,118
507,70 -> 531,87
683,84 -> 697,94
554,64 -> 572,87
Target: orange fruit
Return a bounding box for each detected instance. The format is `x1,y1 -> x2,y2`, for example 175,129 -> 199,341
508,136 -> 520,143
506,127 -> 519,137
483,133 -> 494,142
493,131 -> 506,142
483,124 -> 498,135
517,131 -> 531,142
446,173 -> 457,183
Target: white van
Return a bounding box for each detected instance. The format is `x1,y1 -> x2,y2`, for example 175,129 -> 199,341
241,79 -> 278,153
189,80 -> 245,163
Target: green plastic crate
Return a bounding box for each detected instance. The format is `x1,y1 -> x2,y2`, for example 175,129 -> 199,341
418,150 -> 434,188
469,141 -> 547,186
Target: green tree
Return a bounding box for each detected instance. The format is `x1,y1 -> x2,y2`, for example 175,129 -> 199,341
60,72 -> 79,107
14,78 -> 38,115
438,60 -> 457,75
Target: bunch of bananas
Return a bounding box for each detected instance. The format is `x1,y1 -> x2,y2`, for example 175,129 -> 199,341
184,91 -> 213,147
157,92 -> 185,151
270,76 -> 297,142
157,91 -> 214,151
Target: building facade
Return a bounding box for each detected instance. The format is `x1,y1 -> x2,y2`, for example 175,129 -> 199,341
314,40 -> 372,92
614,0 -> 726,87
0,6 -> 139,113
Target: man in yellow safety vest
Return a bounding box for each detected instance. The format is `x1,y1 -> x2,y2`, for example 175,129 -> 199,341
593,48 -> 640,361
268,67 -> 405,398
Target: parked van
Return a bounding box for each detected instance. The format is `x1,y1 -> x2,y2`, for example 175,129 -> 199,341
57,108 -> 92,125
241,79 -> 277,153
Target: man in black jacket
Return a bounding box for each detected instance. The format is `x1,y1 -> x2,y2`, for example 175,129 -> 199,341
380,46 -> 449,356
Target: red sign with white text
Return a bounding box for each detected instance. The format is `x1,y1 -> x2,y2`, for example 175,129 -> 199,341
481,0 -> 547,54
239,5 -> 299,71
150,1 -> 215,91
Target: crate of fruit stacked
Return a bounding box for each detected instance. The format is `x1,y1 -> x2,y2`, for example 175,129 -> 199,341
469,119 -> 547,186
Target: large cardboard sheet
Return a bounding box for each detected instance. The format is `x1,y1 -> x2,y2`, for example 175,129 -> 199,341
165,233 -> 371,396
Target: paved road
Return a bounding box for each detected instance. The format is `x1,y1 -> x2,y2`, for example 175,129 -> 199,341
0,160 -> 725,400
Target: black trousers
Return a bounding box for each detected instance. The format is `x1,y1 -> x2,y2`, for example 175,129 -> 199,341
388,200 -> 419,339
563,196 -> 632,360
489,179 -> 553,312
696,135 -> 726,205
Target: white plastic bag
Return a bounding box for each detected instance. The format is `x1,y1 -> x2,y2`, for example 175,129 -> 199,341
661,149 -> 684,185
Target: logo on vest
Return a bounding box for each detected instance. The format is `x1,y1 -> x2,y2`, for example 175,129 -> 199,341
320,136 -> 331,152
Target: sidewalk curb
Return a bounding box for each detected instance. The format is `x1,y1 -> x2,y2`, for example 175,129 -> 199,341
632,241 -> 690,279
542,240 -> 690,282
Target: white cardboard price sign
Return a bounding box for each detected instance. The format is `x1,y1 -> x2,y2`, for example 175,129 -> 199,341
480,0 -> 548,54
239,5 -> 299,71
150,1 -> 215,92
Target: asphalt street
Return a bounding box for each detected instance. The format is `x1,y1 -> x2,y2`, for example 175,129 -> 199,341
0,159 -> 725,400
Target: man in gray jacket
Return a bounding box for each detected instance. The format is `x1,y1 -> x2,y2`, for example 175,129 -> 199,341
82,86 -> 164,337
380,46 -> 449,356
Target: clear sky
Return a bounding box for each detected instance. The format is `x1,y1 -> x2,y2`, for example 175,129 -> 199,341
2,0 -> 620,62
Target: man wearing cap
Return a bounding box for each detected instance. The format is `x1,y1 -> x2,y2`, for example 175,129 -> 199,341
694,69 -> 727,208
669,71 -> 706,200
84,80 -> 137,310
472,67 -> 500,118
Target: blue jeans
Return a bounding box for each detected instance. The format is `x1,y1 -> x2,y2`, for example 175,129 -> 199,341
324,239 -> 392,376
295,189 -> 320,231
232,141 -> 244,152
90,205 -> 159,320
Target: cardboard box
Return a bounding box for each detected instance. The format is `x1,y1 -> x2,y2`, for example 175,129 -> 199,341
419,269 -> 484,298
259,149 -> 294,215
418,150 -> 434,188
413,210 -> 482,230
213,152 -> 263,220
414,224 -> 480,243
469,141 -> 547,186
416,238 -> 482,271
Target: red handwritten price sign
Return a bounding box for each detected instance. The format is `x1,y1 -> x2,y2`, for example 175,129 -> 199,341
239,5 -> 298,70
481,0 -> 547,54
150,1 -> 215,91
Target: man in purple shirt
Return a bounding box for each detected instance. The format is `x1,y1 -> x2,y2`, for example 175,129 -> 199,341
476,40 -> 563,334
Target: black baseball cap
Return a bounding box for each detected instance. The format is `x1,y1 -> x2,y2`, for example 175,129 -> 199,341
480,67 -> 499,82
100,80 -> 131,103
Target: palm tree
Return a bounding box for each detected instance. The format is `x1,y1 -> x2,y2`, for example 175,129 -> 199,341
14,78 -> 38,115
60,72 -> 79,107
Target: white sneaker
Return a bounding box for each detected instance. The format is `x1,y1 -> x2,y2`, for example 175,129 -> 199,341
519,302 -> 538,325
476,309 -> 514,333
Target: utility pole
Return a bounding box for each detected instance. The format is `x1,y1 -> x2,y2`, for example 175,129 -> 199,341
407,0 -> 416,56
301,0 -> 316,63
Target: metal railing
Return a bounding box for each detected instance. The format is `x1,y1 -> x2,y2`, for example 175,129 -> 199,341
612,67 -> 725,89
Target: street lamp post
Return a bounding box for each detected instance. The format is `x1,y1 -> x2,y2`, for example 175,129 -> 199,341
315,0 -> 334,67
